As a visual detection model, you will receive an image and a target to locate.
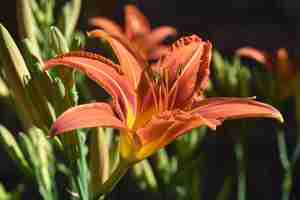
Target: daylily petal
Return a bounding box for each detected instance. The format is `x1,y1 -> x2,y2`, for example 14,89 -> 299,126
146,26 -> 177,46
124,4 -> 151,39
168,36 -> 212,108
50,103 -> 127,136
89,17 -> 124,38
195,41 -> 212,94
88,30 -> 142,89
136,110 -> 217,159
43,52 -> 137,124
236,47 -> 273,71
191,97 -> 284,123
162,35 -> 203,83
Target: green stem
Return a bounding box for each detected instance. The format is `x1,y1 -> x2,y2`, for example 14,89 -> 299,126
92,158 -> 130,200
276,127 -> 292,200
234,139 -> 246,200
292,85 -> 300,164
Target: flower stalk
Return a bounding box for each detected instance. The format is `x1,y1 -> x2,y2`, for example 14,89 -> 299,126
92,157 -> 130,200
276,126 -> 292,200
234,137 -> 246,200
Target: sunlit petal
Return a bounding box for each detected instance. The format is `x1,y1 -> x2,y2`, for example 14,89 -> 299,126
43,51 -> 137,123
195,41 -> 212,94
88,30 -> 142,89
136,110 -> 217,159
51,103 -> 127,136
168,36 -> 212,108
191,97 -> 284,123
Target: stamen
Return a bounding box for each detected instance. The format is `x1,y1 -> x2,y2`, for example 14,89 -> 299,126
169,83 -> 178,110
158,86 -> 163,112
145,72 -> 158,111
162,83 -> 168,111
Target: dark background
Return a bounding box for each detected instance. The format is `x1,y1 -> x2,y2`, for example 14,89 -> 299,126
0,0 -> 300,199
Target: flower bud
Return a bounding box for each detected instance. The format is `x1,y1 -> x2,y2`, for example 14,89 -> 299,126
0,24 -> 37,129
89,128 -> 110,193
49,26 -> 69,55
0,76 -> 9,98
28,127 -> 54,192
0,125 -> 32,176
58,0 -> 82,42
132,159 -> 158,191
16,0 -> 41,56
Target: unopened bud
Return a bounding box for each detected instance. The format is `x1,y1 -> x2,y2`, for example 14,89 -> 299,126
58,0 -> 82,42
0,125 -> 32,176
49,26 -> 69,55
89,128 -> 110,193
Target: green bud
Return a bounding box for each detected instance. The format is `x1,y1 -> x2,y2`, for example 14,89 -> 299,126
48,26 -> 76,96
89,128 -> 110,193
189,127 -> 206,151
42,0 -> 55,26
132,160 -> 157,191
58,0 -> 82,42
0,125 -> 32,177
70,31 -> 86,51
16,0 -> 40,56
22,39 -> 56,129
49,26 -> 69,55
0,76 -> 9,97
28,127 -> 54,193
0,24 -> 30,86
19,128 -> 57,199
53,77 -> 66,113
0,183 -> 12,200
155,149 -> 171,183
0,24 -> 36,129
140,160 -> 158,190
0,183 -> 24,200
23,75 -> 51,130
212,50 -> 225,83
237,66 -> 251,97
226,60 -> 239,89
156,148 -> 169,171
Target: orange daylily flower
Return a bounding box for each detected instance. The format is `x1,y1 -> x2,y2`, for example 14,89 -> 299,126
89,4 -> 177,60
236,47 -> 295,99
44,32 -> 283,163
